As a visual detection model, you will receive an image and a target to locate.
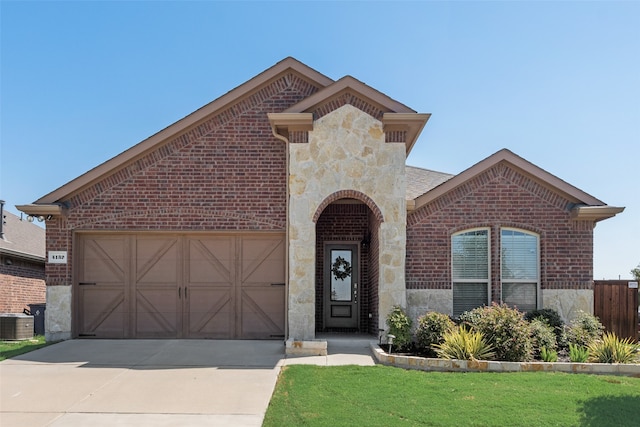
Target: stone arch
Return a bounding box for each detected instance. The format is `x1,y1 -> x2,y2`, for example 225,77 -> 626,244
312,190 -> 384,223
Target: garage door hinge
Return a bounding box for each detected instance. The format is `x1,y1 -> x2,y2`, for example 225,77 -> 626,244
79,282 -> 96,286
78,333 -> 97,337
270,334 -> 285,338
270,282 -> 285,286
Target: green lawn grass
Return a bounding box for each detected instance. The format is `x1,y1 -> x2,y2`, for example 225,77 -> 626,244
263,365 -> 640,427
0,335 -> 51,361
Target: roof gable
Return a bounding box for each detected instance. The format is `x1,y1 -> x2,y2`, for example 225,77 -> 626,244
31,58 -> 334,205
284,75 -> 416,116
412,149 -> 611,212
271,76 -> 430,154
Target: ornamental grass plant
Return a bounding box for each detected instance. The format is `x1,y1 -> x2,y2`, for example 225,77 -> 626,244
569,343 -> 590,363
588,332 -> 640,364
433,325 -> 495,361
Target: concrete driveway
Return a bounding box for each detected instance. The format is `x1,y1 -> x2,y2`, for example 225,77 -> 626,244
1,337 -> 375,427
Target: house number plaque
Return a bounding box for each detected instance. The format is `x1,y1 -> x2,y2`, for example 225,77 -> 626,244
48,251 -> 68,264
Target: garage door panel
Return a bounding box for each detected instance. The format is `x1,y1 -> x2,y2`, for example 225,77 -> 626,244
188,237 -> 233,284
241,287 -> 285,339
78,287 -> 126,338
136,238 -> 179,284
240,236 -> 285,338
82,238 -> 126,283
77,236 -> 128,338
241,237 -> 285,284
134,237 -> 180,337
187,287 -> 233,338
135,288 -> 179,338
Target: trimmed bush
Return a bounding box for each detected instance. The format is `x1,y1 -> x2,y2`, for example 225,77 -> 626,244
524,308 -> 566,348
565,310 -> 604,348
415,311 -> 455,357
434,325 -> 495,361
530,318 -> 557,359
386,305 -> 412,351
461,303 -> 533,362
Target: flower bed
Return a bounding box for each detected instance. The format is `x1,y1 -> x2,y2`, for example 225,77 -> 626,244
371,343 -> 640,377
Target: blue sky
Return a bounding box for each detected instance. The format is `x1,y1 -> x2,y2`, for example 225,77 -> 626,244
1,1 -> 638,279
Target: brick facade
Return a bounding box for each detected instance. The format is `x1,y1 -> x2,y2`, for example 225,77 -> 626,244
315,203 -> 371,332
406,163 -> 595,303
21,58 -> 616,341
0,256 -> 46,313
43,74 -> 321,288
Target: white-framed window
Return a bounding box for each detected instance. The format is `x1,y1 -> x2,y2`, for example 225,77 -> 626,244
501,228 -> 540,312
452,228 -> 490,317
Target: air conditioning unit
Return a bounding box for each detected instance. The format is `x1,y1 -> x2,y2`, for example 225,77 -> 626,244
0,314 -> 34,340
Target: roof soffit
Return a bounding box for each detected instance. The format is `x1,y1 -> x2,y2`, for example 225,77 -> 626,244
34,57 -> 334,204
413,149 -> 606,211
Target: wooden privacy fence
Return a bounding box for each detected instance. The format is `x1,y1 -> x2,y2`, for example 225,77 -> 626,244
593,280 -> 639,342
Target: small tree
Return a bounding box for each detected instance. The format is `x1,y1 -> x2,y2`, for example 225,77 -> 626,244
386,305 -> 413,351
631,263 -> 640,281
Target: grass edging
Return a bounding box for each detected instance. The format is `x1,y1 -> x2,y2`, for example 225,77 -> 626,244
370,343 -> 640,377
0,336 -> 54,361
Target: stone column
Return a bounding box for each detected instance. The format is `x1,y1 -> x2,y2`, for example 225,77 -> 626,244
287,104 -> 408,340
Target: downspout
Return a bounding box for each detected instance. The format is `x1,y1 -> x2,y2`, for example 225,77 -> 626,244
270,126 -> 291,341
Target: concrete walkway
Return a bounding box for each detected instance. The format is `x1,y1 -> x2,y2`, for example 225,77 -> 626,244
0,337 -> 376,427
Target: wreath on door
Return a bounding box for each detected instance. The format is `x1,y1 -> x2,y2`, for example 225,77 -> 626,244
331,256 -> 352,281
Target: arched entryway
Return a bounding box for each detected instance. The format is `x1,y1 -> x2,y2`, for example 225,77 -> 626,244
314,197 -> 381,334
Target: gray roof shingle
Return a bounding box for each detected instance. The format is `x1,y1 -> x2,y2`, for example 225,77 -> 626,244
406,165 -> 454,200
0,209 -> 46,261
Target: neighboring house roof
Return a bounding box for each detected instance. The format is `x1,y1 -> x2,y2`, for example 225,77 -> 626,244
0,209 -> 45,262
410,149 -> 624,222
405,166 -> 454,200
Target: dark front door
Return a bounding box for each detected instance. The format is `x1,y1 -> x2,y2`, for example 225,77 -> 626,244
324,244 -> 359,330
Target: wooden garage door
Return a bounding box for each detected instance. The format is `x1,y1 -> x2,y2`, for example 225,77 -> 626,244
76,234 -> 285,339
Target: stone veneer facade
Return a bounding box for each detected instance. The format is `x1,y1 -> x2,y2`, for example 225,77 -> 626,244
288,105 -> 407,340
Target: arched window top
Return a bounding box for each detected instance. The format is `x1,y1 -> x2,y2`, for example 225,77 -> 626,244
501,227 -> 539,239
452,227 -> 490,238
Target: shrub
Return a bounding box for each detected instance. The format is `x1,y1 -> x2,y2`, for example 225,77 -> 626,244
434,325 -> 495,361
529,318 -> 557,359
565,311 -> 604,348
461,303 -> 533,362
524,308 -> 566,347
569,343 -> 589,363
386,305 -> 412,351
457,308 -> 483,326
415,311 -> 455,356
587,332 -> 640,364
540,347 -> 558,362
